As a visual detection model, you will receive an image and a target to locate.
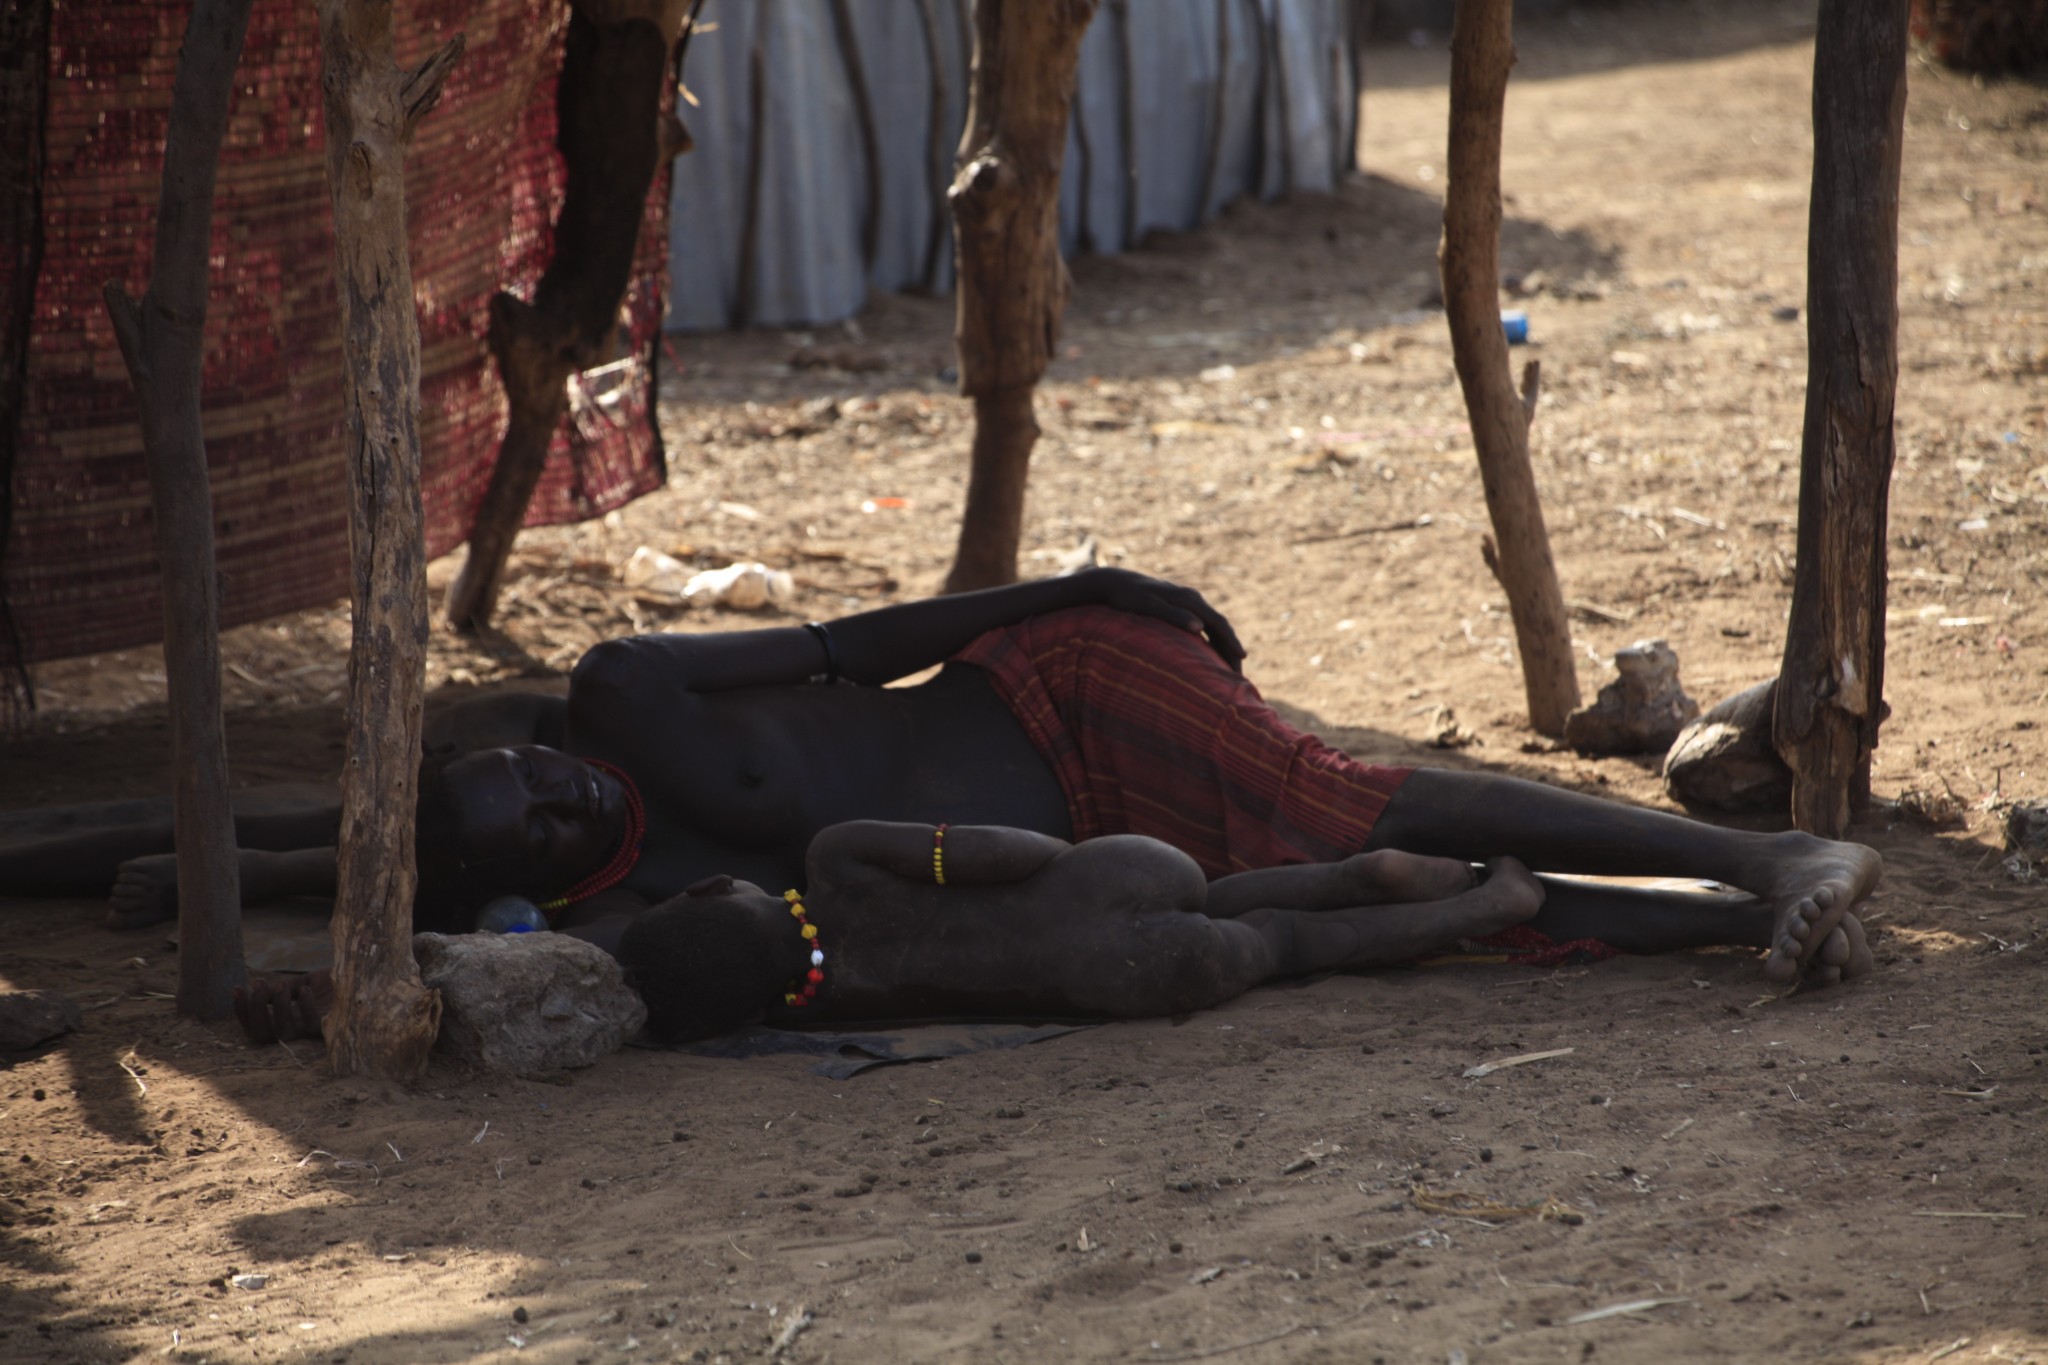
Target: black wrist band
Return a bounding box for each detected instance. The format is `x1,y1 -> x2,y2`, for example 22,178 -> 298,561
804,621 -> 840,685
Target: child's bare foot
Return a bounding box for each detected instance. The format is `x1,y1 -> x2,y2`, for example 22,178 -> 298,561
1757,835 -> 1883,984
107,855 -> 179,929
1338,849 -> 1482,904
1438,857 -> 1545,939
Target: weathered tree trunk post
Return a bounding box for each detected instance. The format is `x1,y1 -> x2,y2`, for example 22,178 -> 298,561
1773,0 -> 1909,838
100,0 -> 255,1022
943,0 -> 1099,594
443,0 -> 691,632
318,0 -> 462,1080
1439,0 -> 1579,736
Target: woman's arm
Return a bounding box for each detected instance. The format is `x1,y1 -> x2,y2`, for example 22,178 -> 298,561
807,820 -> 1070,889
571,569 -> 1244,698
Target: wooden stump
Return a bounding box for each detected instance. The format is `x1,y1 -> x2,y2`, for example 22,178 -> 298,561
444,0 -> 687,632
317,0 -> 461,1080
943,0 -> 1099,595
101,0 -> 256,1022
1439,0 -> 1579,737
1773,0 -> 1909,838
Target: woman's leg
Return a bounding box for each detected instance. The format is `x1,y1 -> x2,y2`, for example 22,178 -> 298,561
1363,769 -> 1881,982
1524,876 -> 1868,986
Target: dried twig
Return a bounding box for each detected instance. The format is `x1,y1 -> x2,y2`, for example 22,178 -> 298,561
1565,1297 -> 1691,1324
1463,1047 -> 1574,1078
116,1049 -> 148,1098
767,1306 -> 812,1358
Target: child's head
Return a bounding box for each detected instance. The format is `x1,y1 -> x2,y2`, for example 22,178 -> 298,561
615,876 -> 798,1042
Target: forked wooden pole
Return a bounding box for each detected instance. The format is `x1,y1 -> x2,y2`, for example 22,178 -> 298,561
1439,0 -> 1579,736
101,0 -> 256,1021
444,0 -> 691,632
943,0 -> 1099,594
1772,0 -> 1908,838
317,0 -> 461,1080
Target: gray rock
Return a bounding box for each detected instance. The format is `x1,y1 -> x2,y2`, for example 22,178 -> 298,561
1663,678 -> 1793,813
413,932 -> 646,1076
1563,639 -> 1701,756
2004,802 -> 2048,857
0,989 -> 83,1051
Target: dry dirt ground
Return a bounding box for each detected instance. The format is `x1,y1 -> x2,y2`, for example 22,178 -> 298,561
6,3 -> 2048,1362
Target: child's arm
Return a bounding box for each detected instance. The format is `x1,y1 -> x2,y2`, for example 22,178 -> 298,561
805,820 -> 1070,890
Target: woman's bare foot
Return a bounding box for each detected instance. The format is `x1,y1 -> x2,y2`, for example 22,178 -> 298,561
1789,911 -> 1874,989
1755,834 -> 1883,985
108,855 -> 179,929
234,971 -> 333,1044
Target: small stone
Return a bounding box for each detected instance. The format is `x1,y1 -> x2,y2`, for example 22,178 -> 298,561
1479,1147 -> 1494,1163
1169,1242 -> 1183,1255
31,1088 -> 46,1102
1565,640 -> 1699,756
1336,1249 -> 1354,1263
965,1251 -> 983,1264
1360,1044 -> 1376,1054
229,1273 -> 267,1291
1589,1094 -> 1608,1105
512,1307 -> 529,1325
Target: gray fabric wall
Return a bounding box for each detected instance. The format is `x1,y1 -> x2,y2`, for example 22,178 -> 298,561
666,0 -> 1358,331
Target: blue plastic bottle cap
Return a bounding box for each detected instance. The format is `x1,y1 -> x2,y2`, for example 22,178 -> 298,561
1500,310 -> 1530,345
477,895 -> 548,934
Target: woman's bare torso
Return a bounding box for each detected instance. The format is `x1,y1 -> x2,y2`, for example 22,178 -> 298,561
568,664 -> 1072,897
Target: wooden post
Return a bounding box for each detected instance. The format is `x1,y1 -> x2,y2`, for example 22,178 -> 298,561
1438,0 -> 1579,736
1773,0 -> 1908,838
317,0 -> 462,1080
443,0 -> 688,632
0,0 -> 51,715
943,0 -> 1099,594
100,0 -> 255,1021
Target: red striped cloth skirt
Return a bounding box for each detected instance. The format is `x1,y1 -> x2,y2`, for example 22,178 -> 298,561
952,607 -> 1413,879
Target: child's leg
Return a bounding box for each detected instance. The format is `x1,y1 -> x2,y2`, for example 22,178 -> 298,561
1219,857 -> 1544,975
1204,849 -> 1478,919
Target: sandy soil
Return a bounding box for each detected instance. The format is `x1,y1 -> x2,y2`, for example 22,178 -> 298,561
6,3 -> 2048,1361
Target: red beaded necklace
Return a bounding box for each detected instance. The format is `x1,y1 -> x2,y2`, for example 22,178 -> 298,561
539,758 -> 645,919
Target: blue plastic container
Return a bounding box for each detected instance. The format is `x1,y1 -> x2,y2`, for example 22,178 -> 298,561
476,895 -> 547,934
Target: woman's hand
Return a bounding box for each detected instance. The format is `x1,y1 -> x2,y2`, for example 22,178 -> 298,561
1078,569 -> 1247,670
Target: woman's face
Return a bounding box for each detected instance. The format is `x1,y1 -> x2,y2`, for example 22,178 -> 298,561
438,746 -> 629,896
